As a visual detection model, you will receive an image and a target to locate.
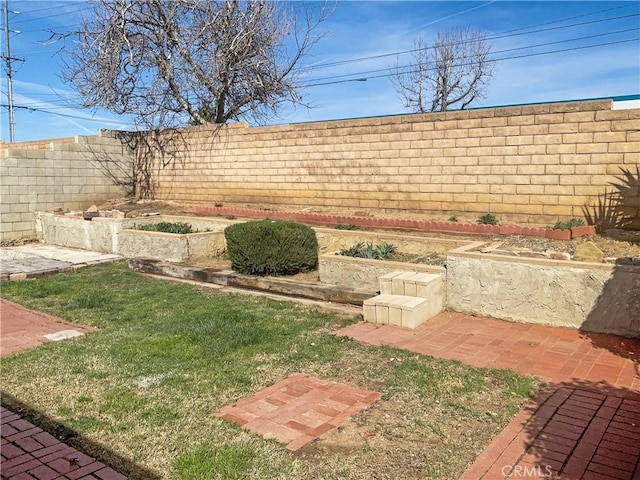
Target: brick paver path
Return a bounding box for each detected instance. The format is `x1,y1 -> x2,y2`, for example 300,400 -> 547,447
1,406 -> 127,479
1,300 -> 95,357
336,311 -> 640,389
1,302 -> 127,479
459,387 -> 640,480
336,312 -> 640,479
214,373 -> 381,451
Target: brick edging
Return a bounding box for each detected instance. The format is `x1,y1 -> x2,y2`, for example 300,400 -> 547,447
195,205 -> 596,240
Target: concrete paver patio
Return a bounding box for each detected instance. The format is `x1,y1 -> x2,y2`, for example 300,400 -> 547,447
0,244 -> 120,281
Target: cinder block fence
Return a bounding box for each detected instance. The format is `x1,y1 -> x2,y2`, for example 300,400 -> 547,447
151,98 -> 639,228
1,98 -> 638,242
0,134 -> 131,241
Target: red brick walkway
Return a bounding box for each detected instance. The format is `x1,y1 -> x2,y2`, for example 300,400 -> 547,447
1,302 -> 126,479
214,373 -> 381,451
336,312 -> 640,389
336,312 -> 640,480
1,406 -> 126,479
459,386 -> 640,480
1,300 -> 95,357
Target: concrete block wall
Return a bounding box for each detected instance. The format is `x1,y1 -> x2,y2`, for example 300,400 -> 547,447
0,137 -> 75,151
1,134 -> 132,242
150,99 -> 639,227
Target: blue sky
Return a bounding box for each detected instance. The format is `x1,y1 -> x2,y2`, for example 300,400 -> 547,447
1,0 -> 639,142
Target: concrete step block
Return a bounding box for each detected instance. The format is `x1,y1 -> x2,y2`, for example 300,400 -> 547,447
391,272 -> 418,295
387,296 -> 421,326
400,296 -> 441,329
413,272 -> 442,286
363,300 -> 377,323
363,294 -> 396,324
379,272 -> 404,295
401,272 -> 437,296
414,273 -> 444,307
363,294 -> 443,329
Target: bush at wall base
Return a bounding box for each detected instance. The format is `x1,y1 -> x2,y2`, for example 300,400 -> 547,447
224,220 -> 318,276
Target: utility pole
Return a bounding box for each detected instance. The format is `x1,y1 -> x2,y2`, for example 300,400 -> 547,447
3,0 -> 18,143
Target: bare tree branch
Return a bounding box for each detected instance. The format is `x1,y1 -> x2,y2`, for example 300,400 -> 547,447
392,27 -> 496,113
56,0 -> 329,128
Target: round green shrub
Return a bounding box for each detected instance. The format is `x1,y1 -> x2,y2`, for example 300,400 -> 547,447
224,220 -> 318,276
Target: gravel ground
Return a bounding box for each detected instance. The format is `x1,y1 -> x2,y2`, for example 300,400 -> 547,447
497,235 -> 640,258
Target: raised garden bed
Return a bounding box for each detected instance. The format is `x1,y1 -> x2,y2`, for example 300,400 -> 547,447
36,209 -> 639,338
446,242 -> 640,337
36,213 -> 237,260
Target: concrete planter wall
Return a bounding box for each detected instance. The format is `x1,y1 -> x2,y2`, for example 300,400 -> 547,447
37,212 -> 639,337
37,213 -> 233,260
36,212 -> 139,253
319,253 -> 445,292
118,230 -> 226,262
37,214 -> 470,258
446,243 -> 639,338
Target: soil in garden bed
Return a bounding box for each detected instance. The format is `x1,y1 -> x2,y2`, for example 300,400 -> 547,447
95,199 -> 640,259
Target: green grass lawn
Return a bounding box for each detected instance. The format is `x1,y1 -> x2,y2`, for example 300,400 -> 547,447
1,262 -> 539,479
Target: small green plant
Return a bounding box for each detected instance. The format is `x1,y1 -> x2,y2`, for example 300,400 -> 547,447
335,223 -> 361,230
224,220 -> 318,276
138,222 -> 194,234
375,242 -> 397,259
552,218 -> 585,230
477,213 -> 498,225
448,216 -> 458,222
225,215 -> 237,220
214,202 -> 223,208
338,242 -> 396,260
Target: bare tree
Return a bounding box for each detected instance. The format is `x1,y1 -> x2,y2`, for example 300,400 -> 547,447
392,27 -> 496,113
58,0 -> 328,128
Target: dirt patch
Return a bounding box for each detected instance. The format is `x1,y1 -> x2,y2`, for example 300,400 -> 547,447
0,236 -> 39,248
488,235 -> 640,259
95,199 -> 198,217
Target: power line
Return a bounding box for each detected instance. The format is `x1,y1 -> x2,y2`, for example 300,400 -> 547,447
303,28 -> 639,84
3,0 -> 18,142
12,6 -> 91,25
485,2 -> 636,36
299,11 -> 639,72
1,103 -> 129,124
4,3 -> 639,119
302,37 -> 640,88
